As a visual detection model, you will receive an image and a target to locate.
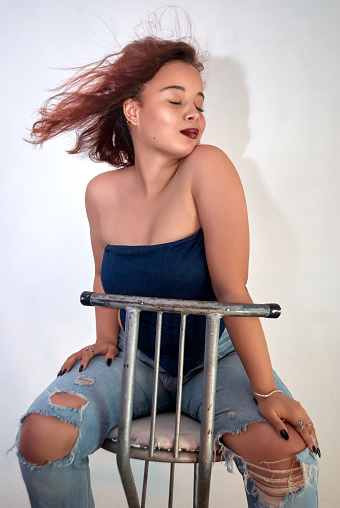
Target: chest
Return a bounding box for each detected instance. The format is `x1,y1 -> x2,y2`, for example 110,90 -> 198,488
98,173 -> 199,246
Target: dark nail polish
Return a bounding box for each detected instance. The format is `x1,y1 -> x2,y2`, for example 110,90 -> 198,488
106,358 -> 112,366
61,368 -> 66,376
57,370 -> 62,377
317,448 -> 321,458
79,364 -> 84,372
312,445 -> 317,454
280,429 -> 289,440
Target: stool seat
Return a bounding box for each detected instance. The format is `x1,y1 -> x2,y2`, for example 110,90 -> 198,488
103,413 -> 224,465
107,413 -> 201,452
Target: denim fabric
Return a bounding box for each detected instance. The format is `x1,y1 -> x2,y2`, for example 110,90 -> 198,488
17,331 -> 318,507
230,448 -> 319,508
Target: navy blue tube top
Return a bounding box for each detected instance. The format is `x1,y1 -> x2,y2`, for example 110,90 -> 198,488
101,228 -> 224,376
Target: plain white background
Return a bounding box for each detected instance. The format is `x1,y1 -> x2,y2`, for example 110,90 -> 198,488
1,0 -> 339,506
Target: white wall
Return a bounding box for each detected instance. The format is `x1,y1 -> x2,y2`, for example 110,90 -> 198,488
1,1 -> 339,506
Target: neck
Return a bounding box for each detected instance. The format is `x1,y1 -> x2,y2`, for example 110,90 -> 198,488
132,149 -> 180,197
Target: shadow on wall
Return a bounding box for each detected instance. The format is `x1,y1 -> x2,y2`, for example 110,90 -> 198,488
204,56 -> 297,302
202,57 -> 319,381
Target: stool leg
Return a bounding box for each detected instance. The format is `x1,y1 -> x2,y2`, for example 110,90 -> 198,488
193,462 -> 199,508
141,461 -> 149,508
117,307 -> 141,508
168,463 -> 176,508
197,314 -> 220,507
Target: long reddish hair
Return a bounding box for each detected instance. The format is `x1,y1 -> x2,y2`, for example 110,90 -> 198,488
29,37 -> 205,167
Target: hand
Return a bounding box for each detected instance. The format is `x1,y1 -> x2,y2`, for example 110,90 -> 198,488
57,341 -> 119,376
256,392 -> 320,456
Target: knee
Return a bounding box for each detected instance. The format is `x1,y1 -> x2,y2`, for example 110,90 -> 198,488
222,422 -> 306,463
19,393 -> 86,466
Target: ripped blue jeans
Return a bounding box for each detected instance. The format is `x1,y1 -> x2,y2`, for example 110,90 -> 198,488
16,331 -> 318,507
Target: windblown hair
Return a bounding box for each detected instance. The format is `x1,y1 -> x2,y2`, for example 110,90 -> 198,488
29,37 -> 205,167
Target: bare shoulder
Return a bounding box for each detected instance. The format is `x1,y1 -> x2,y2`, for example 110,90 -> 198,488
182,144 -> 241,190
86,169 -> 117,199
184,144 -> 237,174
189,143 -> 229,160
85,167 -> 127,208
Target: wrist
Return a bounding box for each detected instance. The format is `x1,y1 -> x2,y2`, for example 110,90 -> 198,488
253,389 -> 283,404
253,389 -> 283,398
96,338 -> 118,347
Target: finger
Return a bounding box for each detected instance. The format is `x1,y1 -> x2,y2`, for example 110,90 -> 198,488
105,344 -> 119,366
59,346 -> 96,375
271,398 -> 320,455
306,422 -> 319,448
79,346 -> 96,372
266,410 -> 290,441
306,422 -> 320,456
294,418 -> 320,456
58,351 -> 83,376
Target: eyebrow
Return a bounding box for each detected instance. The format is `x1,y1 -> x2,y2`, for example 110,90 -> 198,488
160,85 -> 205,100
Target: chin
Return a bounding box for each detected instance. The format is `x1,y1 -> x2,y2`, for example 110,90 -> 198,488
176,140 -> 200,159
183,144 -> 200,158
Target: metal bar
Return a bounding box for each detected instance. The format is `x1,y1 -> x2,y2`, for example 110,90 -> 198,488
141,461 -> 149,508
193,463 -> 199,508
116,306 -> 141,508
168,463 -> 175,508
196,314 -> 222,508
149,312 -> 163,458
80,291 -> 281,318
173,314 -> 187,459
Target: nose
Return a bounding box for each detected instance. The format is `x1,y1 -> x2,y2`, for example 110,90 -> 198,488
186,109 -> 200,121
185,103 -> 200,122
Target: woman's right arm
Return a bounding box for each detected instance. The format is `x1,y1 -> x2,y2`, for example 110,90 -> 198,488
58,177 -> 120,375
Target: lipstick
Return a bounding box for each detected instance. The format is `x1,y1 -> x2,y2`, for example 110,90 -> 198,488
180,129 -> 199,139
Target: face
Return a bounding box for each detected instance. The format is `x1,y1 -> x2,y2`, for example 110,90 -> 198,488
125,60 -> 206,160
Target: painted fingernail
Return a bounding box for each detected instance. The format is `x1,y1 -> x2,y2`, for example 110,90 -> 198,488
57,370 -> 62,377
312,445 -> 317,454
106,358 -> 112,366
316,448 -> 321,458
280,429 -> 289,440
79,364 -> 84,372
60,368 -> 66,376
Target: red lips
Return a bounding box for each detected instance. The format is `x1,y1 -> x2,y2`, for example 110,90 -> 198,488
180,128 -> 199,139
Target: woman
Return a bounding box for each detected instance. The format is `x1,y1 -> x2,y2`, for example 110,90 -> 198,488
17,36 -> 319,507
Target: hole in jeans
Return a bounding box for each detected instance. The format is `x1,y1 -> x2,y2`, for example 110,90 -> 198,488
50,392 -> 87,408
241,455 -> 307,507
74,376 -> 94,385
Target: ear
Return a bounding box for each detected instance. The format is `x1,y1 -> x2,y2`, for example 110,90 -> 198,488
123,99 -> 139,125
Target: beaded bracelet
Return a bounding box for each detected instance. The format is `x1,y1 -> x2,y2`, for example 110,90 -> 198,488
253,389 -> 283,398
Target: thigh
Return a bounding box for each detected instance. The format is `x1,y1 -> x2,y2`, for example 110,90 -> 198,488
181,350 -> 293,439
21,352 -> 172,455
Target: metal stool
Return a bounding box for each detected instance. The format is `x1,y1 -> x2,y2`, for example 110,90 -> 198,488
81,292 -> 280,507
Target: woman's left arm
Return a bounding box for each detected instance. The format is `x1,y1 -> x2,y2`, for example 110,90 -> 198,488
189,145 -> 318,450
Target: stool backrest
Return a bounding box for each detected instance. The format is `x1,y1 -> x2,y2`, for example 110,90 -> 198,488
81,291 -> 280,507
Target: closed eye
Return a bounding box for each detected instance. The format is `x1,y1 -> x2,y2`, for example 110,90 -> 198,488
169,101 -> 204,113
